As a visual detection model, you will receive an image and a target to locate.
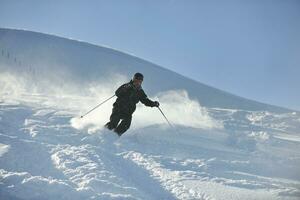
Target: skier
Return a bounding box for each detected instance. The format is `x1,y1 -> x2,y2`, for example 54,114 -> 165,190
105,72 -> 159,136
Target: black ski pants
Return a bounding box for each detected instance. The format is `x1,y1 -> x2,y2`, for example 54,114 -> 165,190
105,106 -> 132,136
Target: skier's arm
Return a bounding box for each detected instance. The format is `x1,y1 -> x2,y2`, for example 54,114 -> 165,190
115,83 -> 132,97
139,90 -> 158,107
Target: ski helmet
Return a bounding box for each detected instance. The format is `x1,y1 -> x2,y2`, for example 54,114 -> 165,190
133,72 -> 144,81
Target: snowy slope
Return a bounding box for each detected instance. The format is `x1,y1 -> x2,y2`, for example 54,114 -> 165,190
1,28 -> 300,200
0,28 -> 292,112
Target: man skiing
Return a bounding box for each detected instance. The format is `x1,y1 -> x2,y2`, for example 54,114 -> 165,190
105,72 -> 159,136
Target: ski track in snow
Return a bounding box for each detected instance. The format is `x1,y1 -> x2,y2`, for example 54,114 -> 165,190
1,98 -> 300,200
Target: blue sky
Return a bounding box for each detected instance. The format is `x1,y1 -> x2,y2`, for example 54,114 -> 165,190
0,0 -> 299,110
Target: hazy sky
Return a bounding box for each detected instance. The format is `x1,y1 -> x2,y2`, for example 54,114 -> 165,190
0,0 -> 299,110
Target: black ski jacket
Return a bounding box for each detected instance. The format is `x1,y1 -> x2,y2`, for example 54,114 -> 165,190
114,80 -> 156,115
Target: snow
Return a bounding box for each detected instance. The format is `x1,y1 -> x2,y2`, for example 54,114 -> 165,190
0,144 -> 10,157
0,28 -> 300,199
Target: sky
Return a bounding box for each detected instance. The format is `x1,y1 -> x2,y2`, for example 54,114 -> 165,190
0,0 -> 299,110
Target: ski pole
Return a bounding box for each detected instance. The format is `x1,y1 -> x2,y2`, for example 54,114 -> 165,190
80,94 -> 116,119
157,106 -> 179,133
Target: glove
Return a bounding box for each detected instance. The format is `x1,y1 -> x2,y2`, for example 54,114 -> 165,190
153,101 -> 160,107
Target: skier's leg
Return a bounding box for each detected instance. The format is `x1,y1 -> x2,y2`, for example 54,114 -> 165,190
105,107 -> 121,130
114,115 -> 132,136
